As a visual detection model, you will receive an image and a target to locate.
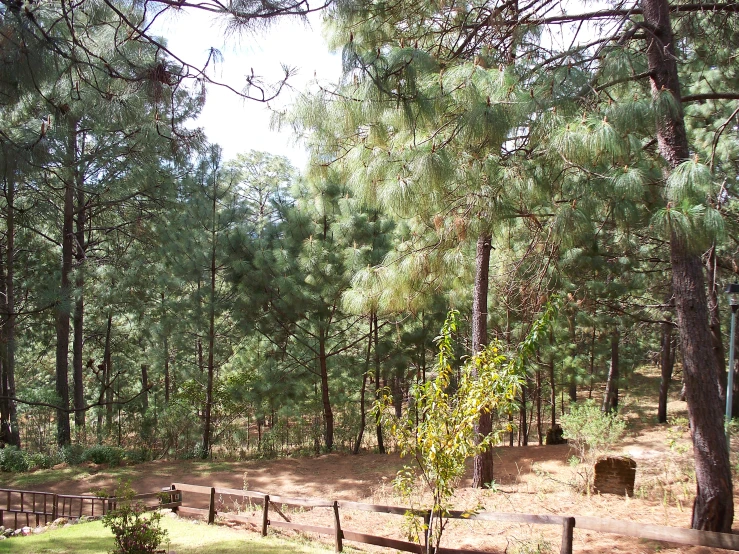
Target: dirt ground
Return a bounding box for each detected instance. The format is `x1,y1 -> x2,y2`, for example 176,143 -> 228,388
5,368 -> 739,554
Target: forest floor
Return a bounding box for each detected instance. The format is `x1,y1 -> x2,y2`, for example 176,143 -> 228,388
2,365 -> 738,554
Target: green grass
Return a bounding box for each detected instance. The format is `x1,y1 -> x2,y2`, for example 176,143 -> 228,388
0,466 -> 136,489
0,517 -> 335,554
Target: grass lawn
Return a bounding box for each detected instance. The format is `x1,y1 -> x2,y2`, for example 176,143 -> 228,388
0,516 -> 335,554
0,465 -> 134,489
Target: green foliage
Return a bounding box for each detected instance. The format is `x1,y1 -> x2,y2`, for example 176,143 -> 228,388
0,446 -> 31,472
560,400 -> 627,492
378,310 -> 522,552
102,482 -> 168,554
560,400 -> 626,461
83,445 -> 127,466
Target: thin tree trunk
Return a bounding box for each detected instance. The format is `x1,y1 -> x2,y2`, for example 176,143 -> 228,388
520,381 -> 528,446
374,311 -> 385,454
104,313 -> 113,431
472,233 -> 493,487
536,360 -> 543,445
354,319 -> 372,455
72,169 -> 86,431
658,314 -> 674,424
141,364 -> 149,413
55,118 -> 78,447
0,155 -> 20,447
549,328 -> 556,430
588,327 -> 596,399
319,327 -> 334,451
706,244 -> 727,405
642,0 -> 733,531
164,335 -> 170,404
602,330 -> 619,413
202,188 -> 217,458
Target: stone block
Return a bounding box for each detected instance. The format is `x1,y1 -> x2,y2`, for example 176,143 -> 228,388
593,456 -> 636,496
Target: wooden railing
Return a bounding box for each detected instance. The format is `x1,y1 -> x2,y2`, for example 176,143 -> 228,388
0,488 -> 182,530
170,482 -> 739,554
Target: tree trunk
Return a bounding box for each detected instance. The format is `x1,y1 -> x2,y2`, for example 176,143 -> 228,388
602,330 -> 619,413
536,362 -> 543,445
72,170 -> 86,431
658,315 -> 675,424
354,320 -> 372,455
588,328 -> 596,399
642,0 -> 733,531
202,190 -> 218,458
549,328 -> 556,429
164,335 -> 170,404
104,313 -> 113,432
706,244 -> 727,404
319,327 -> 334,451
140,364 -> 149,413
392,367 -> 403,418
472,233 -> 493,488
55,118 -> 78,447
374,311 -> 385,454
519,381 -> 528,446
0,155 -> 20,447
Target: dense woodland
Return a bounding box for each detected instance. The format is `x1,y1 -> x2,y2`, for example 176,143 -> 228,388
1,0 -> 739,534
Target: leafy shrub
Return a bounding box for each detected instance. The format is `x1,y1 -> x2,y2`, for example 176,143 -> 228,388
560,400 -> 627,493
61,444 -> 86,465
28,451 -> 57,470
103,482 -> 168,554
124,448 -> 152,464
0,446 -> 30,472
83,445 -> 126,466
560,400 -> 626,462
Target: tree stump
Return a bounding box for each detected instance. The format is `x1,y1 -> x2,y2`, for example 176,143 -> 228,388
545,424 -> 566,445
593,456 -> 636,496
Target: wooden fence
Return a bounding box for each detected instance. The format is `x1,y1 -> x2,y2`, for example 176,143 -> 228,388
0,488 -> 182,530
170,482 -> 739,554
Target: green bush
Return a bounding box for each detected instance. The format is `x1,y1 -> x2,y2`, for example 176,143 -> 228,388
61,444 -> 87,465
560,400 -> 626,462
28,451 -> 57,470
83,445 -> 126,466
560,400 -> 627,493
103,482 -> 168,554
0,446 -> 30,472
124,448 -> 152,464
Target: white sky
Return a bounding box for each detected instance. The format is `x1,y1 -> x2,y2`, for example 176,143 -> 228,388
153,10 -> 342,169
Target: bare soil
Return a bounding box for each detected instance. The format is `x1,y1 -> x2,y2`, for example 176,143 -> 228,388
5,367 -> 739,554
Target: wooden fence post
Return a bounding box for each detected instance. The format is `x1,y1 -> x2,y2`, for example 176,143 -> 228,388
332,501 -> 343,552
560,516 -> 575,554
208,487 -> 216,524
171,484 -> 179,514
262,495 -> 270,536
52,494 -> 58,521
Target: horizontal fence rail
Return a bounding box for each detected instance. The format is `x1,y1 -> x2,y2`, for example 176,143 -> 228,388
0,488 -> 181,530
170,482 -> 739,554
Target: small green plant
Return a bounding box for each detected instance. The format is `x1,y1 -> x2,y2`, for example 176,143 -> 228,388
102,481 -> 168,554
377,300 -> 558,554
377,311 -> 522,553
560,400 -> 626,461
560,399 -> 626,492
